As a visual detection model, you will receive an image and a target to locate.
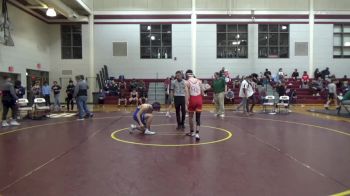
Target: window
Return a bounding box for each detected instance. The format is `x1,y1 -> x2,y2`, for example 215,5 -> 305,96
333,24 -> 350,58
140,24 -> 172,59
217,24 -> 248,58
61,25 -> 82,59
258,24 -> 289,58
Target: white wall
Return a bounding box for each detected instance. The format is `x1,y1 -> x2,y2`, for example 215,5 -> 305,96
94,24 -> 192,78
0,4 -> 50,87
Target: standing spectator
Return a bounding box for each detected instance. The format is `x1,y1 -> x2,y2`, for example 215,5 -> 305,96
264,68 -> 272,81
1,76 -> 20,126
31,81 -> 41,101
42,81 -> 51,106
66,80 -> 75,112
321,67 -> 330,80
171,71 -> 187,130
301,71 -> 310,88
249,75 -> 257,113
212,72 -> 227,117
14,80 -> 25,99
291,69 -> 299,80
51,81 -> 62,111
239,76 -> 254,115
324,79 -> 339,110
74,75 -> 93,120
314,68 -> 321,79
165,76 -> 175,118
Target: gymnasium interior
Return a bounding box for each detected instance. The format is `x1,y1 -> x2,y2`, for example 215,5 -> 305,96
0,0 -> 350,196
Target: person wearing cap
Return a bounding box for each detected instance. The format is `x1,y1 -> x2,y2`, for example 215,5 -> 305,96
129,102 -> 161,135
185,69 -> 203,141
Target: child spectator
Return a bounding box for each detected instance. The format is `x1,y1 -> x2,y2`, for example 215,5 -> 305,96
301,71 -> 310,89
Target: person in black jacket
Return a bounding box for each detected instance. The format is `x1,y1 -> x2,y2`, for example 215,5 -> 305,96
14,80 -> 25,99
66,80 -> 75,112
2,76 -> 20,127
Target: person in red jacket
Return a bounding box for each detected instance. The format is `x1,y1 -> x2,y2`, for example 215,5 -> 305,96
301,71 -> 310,88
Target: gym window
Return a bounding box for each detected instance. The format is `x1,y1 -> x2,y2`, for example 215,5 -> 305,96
333,24 -> 350,58
61,25 -> 82,59
258,24 -> 289,58
217,24 -> 248,58
140,24 -> 172,59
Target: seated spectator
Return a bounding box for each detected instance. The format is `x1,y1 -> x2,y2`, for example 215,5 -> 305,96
118,79 -> 127,106
276,82 -> 286,97
130,79 -> 138,91
138,80 -> 147,104
321,67 -> 330,80
278,68 -> 286,81
301,71 -> 310,88
314,68 -> 321,79
14,80 -> 25,99
340,75 -> 349,93
310,77 -> 323,96
291,69 -> 299,80
108,80 -> 119,96
286,88 -> 297,104
128,89 -> 139,105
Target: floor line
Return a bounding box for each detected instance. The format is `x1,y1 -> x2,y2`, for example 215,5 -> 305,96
0,117 -> 122,193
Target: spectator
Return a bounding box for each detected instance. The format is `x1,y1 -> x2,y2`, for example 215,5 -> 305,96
128,89 -> 139,105
248,75 -> 257,113
314,68 -> 321,79
130,79 -> 138,91
31,81 -> 41,103
219,67 -> 225,77
1,76 -> 20,127
74,75 -> 93,120
310,77 -> 323,96
324,79 -> 339,110
276,82 -> 286,97
109,80 -> 118,96
264,68 -> 272,81
66,80 -> 75,112
51,81 -> 62,111
340,75 -> 349,93
42,81 -> 51,106
14,80 -> 25,99
118,79 -> 127,106
239,75 -> 254,116
321,67 -> 330,80
213,72 -> 227,117
138,80 -> 147,104
291,69 -> 299,80
278,68 -> 285,81
164,76 -> 175,118
301,71 -> 310,88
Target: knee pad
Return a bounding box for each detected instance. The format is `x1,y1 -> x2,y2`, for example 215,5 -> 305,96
195,112 -> 201,126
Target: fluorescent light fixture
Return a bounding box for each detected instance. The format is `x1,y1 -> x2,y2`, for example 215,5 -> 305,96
344,42 -> 350,46
150,35 -> 155,40
46,8 -> 56,17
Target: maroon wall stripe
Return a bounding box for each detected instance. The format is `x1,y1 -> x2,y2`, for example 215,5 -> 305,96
315,15 -> 350,19
94,15 -> 191,20
197,21 -> 308,24
94,22 -> 191,25
197,14 -> 309,19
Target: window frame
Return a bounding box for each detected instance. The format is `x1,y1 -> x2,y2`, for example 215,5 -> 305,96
258,24 -> 290,59
140,24 -> 172,59
216,24 -> 249,59
61,25 -> 82,59
333,24 -> 350,58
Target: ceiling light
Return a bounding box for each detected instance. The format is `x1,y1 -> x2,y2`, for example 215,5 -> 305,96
151,35 -> 155,40
281,25 -> 287,30
344,42 -> 350,46
236,34 -> 240,39
147,26 -> 151,31
46,8 -> 57,17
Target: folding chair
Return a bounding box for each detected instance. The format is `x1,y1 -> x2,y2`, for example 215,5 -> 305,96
17,98 -> 33,119
276,96 -> 290,113
33,98 -> 51,118
337,96 -> 350,115
262,95 -> 276,114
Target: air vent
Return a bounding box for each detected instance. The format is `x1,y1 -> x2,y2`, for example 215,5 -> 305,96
113,42 -> 127,56
62,70 -> 73,75
295,42 -> 308,56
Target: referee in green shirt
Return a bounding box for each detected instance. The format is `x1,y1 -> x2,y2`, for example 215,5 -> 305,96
213,72 -> 227,117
